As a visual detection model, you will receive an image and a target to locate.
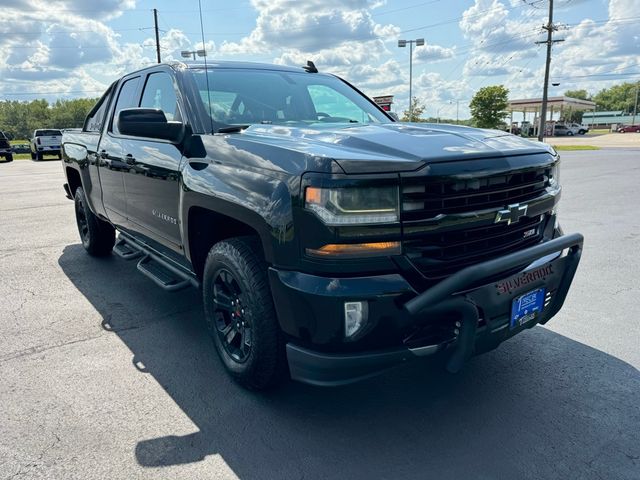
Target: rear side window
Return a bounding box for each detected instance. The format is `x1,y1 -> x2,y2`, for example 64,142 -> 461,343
140,72 -> 179,121
84,86 -> 113,133
35,130 -> 62,136
111,76 -> 141,134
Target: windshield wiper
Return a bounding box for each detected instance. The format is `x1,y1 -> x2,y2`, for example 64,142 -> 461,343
217,125 -> 250,134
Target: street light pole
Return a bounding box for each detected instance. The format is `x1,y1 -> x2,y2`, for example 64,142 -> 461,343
398,38 -> 424,120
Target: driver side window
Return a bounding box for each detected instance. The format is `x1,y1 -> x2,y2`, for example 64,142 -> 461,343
307,85 -> 366,122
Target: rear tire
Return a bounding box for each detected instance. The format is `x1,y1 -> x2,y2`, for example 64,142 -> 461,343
5,155 -> 12,162
36,152 -> 43,161
30,151 -> 36,160
74,187 -> 115,256
203,237 -> 286,390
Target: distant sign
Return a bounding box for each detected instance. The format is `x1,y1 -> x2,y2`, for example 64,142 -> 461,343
373,95 -> 394,112
373,95 -> 394,105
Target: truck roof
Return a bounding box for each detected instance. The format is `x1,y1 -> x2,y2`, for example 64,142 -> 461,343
125,60 -> 322,77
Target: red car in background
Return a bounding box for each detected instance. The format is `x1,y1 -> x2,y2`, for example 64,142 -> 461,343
617,125 -> 640,133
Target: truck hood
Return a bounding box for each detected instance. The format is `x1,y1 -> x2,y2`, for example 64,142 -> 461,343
239,122 -> 556,174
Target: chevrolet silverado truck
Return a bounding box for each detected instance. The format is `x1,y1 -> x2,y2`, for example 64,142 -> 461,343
31,128 -> 62,160
61,61 -> 583,389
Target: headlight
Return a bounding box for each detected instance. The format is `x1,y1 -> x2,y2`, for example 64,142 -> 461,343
549,162 -> 560,188
305,186 -> 399,225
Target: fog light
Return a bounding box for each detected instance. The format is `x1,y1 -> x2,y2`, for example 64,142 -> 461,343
344,301 -> 368,338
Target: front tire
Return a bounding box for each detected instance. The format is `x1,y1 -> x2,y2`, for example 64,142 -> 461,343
5,155 -> 12,162
74,187 -> 115,256
30,151 -> 36,160
203,237 -> 286,390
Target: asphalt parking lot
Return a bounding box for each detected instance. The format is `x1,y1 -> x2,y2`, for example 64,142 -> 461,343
1,151 -> 639,480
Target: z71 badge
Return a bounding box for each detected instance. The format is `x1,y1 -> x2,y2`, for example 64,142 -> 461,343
496,264 -> 553,295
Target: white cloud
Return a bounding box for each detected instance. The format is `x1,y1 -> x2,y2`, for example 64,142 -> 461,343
413,44 -> 455,63
220,0 -> 399,57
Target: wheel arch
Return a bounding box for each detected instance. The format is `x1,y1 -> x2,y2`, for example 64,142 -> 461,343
185,200 -> 274,279
66,166 -> 82,195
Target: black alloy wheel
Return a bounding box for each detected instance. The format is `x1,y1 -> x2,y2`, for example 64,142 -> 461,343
202,237 -> 286,389
75,195 -> 90,245
212,268 -> 253,363
73,187 -> 116,256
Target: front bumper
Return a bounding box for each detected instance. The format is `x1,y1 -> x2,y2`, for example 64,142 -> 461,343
272,233 -> 583,386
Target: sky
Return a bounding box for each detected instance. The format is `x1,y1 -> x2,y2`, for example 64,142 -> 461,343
0,0 -> 639,120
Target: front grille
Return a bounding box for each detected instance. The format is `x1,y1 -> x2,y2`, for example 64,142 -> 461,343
402,168 -> 550,221
404,216 -> 544,280
402,167 -> 551,281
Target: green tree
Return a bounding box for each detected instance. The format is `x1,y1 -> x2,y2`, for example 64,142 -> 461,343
564,89 -> 590,100
562,89 -> 592,123
469,85 -> 509,128
593,82 -> 640,112
401,96 -> 426,122
0,97 -> 98,139
50,98 -> 97,129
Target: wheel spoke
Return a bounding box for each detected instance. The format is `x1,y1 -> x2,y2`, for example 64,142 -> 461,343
240,338 -> 249,357
225,328 -> 237,345
219,322 -> 233,336
213,290 -> 233,310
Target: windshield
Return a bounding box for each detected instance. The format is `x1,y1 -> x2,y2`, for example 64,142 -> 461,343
190,68 -> 390,131
35,130 -> 62,136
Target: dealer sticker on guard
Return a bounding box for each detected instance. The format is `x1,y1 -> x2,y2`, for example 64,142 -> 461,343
511,287 -> 545,329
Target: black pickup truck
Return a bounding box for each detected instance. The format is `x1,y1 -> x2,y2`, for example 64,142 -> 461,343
62,61 -> 583,389
0,131 -> 13,162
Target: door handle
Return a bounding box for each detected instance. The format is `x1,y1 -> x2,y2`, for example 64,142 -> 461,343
99,149 -> 107,159
124,154 -> 136,165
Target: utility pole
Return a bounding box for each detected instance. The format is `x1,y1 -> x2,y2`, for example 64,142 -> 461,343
632,82 -> 639,125
535,0 -> 564,141
153,8 -> 161,64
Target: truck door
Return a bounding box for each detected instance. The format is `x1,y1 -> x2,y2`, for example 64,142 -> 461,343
98,75 -> 142,228
120,70 -> 183,250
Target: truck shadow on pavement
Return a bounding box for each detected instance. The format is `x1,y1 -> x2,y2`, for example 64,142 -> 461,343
58,244 -> 640,480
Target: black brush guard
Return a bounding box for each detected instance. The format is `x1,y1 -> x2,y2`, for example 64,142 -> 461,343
403,232 -> 584,373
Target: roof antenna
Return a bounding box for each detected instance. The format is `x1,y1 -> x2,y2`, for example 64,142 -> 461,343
198,0 -> 214,133
303,60 -> 318,73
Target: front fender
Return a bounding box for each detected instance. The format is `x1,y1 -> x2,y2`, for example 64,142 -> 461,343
180,161 -> 299,267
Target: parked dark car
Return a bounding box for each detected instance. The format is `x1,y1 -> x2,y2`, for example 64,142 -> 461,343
0,131 -> 13,162
12,143 -> 31,154
61,61 -> 583,390
617,124 -> 640,133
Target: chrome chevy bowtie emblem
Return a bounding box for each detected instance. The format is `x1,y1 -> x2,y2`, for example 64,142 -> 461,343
495,203 -> 528,225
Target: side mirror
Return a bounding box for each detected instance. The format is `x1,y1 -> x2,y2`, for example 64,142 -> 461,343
117,108 -> 184,143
